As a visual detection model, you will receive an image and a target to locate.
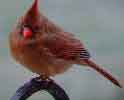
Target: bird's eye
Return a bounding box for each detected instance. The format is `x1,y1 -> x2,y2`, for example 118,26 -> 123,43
22,27 -> 33,38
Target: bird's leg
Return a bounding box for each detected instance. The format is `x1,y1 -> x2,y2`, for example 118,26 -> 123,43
40,74 -> 49,80
35,74 -> 53,83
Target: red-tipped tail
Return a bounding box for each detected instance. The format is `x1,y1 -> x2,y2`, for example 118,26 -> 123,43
83,59 -> 122,88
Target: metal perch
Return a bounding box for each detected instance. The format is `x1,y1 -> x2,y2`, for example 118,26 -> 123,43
10,77 -> 70,100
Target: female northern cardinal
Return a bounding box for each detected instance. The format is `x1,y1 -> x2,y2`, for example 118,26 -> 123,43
9,0 -> 122,88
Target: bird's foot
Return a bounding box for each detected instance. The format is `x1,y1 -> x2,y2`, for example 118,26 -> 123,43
40,75 -> 50,80
35,74 -> 53,83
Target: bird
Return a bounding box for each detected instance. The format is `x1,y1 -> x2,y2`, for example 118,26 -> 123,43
9,0 -> 122,88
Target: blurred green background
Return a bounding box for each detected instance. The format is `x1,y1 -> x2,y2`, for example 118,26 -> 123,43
0,0 -> 124,99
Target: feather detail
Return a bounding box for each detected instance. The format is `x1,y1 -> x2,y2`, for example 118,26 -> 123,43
44,32 -> 90,60
83,59 -> 122,88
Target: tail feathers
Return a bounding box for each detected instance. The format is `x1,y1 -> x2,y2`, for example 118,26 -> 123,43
83,59 -> 122,88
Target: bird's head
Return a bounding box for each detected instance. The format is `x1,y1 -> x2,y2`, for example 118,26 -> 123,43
12,0 -> 42,40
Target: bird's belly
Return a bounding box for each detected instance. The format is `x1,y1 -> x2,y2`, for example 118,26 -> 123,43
23,55 -> 73,76
10,45 -> 73,76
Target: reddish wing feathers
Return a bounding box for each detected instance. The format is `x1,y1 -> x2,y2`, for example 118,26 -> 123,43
44,32 -> 90,60
44,32 -> 122,88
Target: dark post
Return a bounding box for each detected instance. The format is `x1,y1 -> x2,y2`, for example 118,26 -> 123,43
10,77 -> 70,100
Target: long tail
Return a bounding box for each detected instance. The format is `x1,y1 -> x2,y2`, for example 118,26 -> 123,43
83,59 -> 122,88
